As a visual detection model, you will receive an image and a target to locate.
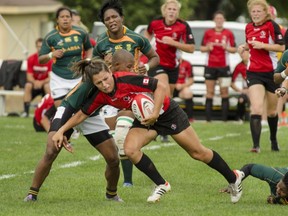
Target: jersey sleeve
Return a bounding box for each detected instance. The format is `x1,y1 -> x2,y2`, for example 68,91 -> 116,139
39,35 -> 52,56
182,21 -> 195,45
271,20 -> 285,45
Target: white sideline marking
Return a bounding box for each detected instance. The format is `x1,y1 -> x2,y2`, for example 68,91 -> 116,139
0,126 -> 275,181
59,161 -> 84,168
0,174 -> 16,180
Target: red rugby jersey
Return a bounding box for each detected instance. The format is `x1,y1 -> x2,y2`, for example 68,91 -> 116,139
245,20 -> 284,72
176,60 -> 193,84
147,18 -> 194,68
201,28 -> 236,67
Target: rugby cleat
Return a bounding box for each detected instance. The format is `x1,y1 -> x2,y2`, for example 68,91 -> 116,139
228,170 -> 244,203
147,181 -> 171,203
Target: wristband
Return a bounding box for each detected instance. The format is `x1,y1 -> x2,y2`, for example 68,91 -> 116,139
280,71 -> 287,79
144,64 -> 150,71
48,52 -> 53,59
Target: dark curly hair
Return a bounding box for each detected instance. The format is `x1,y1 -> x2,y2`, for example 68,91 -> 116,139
98,0 -> 124,23
283,172 -> 288,191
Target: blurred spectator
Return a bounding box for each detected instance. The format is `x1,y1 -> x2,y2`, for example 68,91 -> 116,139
173,57 -> 194,122
71,9 -> 89,33
71,9 -> 96,48
22,38 -> 52,117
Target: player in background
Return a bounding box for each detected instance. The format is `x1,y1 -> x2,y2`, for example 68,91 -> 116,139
145,0 -> 194,142
52,57 -> 243,204
238,0 -> 284,153
200,11 -> 237,122
230,50 -> 249,122
33,94 -> 56,132
22,38 -> 52,117
94,0 -> 159,187
173,56 -> 194,122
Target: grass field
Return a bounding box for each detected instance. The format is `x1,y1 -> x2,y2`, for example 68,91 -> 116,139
1,117 -> 288,216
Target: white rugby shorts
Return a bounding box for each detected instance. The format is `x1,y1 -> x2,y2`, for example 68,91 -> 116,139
50,72 -> 82,99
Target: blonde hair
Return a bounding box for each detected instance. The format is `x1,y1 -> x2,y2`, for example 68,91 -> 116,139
247,0 -> 271,21
161,0 -> 181,17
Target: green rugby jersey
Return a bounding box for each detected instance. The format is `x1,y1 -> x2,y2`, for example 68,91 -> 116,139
275,49 -> 288,73
40,26 -> 92,79
93,26 -> 152,72
61,81 -> 100,116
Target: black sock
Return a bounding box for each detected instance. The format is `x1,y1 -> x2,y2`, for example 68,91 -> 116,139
221,97 -> 229,121
185,99 -> 194,119
28,187 -> 39,199
267,115 -> 278,142
250,115 -> 261,148
24,102 -> 30,115
120,158 -> 133,184
205,98 -> 213,121
240,163 -> 254,181
237,98 -> 246,120
135,153 -> 165,185
106,188 -> 117,198
207,150 -> 236,183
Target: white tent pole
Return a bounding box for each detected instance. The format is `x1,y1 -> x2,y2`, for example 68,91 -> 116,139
0,14 -> 28,58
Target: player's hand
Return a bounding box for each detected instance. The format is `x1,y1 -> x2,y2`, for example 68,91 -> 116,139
267,195 -> 276,204
138,63 -> 148,75
161,36 -> 175,46
141,114 -> 158,127
275,87 -> 286,97
248,40 -> 264,49
63,137 -> 73,153
52,131 -> 65,150
53,49 -> 65,58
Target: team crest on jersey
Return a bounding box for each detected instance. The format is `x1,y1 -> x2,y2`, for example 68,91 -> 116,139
74,36 -> 79,42
172,32 -> 177,39
65,37 -> 72,43
143,77 -> 149,85
126,44 -> 132,52
260,31 -> 266,38
115,45 -> 122,50
123,96 -> 130,101
57,39 -> 64,46
278,34 -> 283,40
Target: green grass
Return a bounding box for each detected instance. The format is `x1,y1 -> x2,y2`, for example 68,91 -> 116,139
1,117 -> 288,216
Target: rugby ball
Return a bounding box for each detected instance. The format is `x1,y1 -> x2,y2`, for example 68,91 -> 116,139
131,94 -> 154,121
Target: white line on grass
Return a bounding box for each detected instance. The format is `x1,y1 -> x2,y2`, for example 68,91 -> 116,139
0,125 -> 278,181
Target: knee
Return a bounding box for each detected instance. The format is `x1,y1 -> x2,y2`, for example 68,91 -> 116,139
189,147 -> 211,162
43,148 -> 59,164
124,147 -> 135,158
105,155 -> 120,168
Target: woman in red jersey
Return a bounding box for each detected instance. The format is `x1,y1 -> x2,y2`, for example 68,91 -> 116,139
238,0 -> 285,153
145,0 -> 195,98
200,11 -> 237,122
